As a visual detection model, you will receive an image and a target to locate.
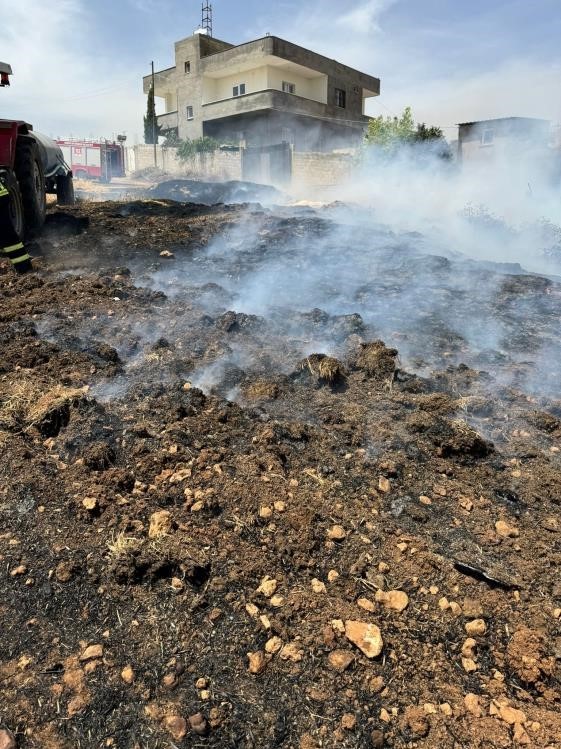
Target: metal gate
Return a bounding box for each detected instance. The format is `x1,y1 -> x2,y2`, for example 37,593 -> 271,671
242,142 -> 292,186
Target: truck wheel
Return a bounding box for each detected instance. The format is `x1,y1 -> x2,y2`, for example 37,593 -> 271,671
57,174 -> 75,205
0,170 -> 25,246
15,137 -> 47,236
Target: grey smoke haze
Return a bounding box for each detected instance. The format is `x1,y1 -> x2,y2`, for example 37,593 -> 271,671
128,143 -> 561,402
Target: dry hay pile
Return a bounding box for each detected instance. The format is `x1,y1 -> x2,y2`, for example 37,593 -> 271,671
297,354 -> 347,385
355,341 -> 399,380
0,379 -> 87,436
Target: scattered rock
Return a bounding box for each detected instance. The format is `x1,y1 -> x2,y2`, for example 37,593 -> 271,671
357,597 -> 376,612
121,665 -> 134,685
164,715 -> 187,741
495,520 -> 519,538
265,636 -> 283,654
82,497 -> 99,513
378,477 -> 391,493
148,510 -> 172,539
67,694 -> 88,716
344,620 -> 383,658
256,576 -> 278,597
247,651 -> 267,674
311,578 -> 327,594
465,619 -> 487,636
341,713 -> 356,730
280,642 -> 304,662
498,704 -> 527,725
513,723 -> 531,745
462,657 -> 478,673
370,729 -> 385,748
461,638 -> 477,658
375,589 -> 409,613
189,713 -> 210,736
328,525 -> 346,541
0,729 -> 15,749
80,644 -> 103,662
464,693 -> 482,717
369,676 -> 385,693
327,650 -> 354,672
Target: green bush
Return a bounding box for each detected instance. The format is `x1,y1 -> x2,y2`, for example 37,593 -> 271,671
176,137 -> 220,161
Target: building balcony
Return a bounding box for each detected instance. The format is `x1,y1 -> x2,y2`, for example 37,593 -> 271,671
202,89 -> 369,128
157,111 -> 179,131
142,66 -> 176,96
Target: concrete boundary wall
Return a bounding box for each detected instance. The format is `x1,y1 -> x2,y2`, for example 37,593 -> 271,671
126,144 -> 359,191
292,150 -> 356,188
127,145 -> 243,181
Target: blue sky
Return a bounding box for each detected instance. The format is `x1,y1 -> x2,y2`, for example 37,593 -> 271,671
1,0 -> 560,142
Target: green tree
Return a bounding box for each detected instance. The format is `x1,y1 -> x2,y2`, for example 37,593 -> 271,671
365,107 -> 450,159
365,106 -> 415,148
415,123 -> 445,141
144,86 -> 161,145
176,136 -> 220,161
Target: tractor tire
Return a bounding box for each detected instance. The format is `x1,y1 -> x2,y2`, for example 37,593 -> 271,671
57,173 -> 75,206
15,137 -> 47,236
0,170 -> 25,246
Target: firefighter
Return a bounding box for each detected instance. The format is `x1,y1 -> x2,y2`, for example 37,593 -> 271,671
0,181 -> 32,273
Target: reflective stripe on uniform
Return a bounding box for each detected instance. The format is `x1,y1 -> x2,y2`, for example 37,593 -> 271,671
0,185 -> 8,198
9,253 -> 32,264
1,242 -> 30,265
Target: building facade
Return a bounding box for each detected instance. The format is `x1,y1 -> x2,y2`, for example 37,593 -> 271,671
457,117 -> 550,164
143,32 -> 380,152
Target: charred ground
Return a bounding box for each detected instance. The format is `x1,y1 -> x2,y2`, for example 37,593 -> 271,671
0,199 -> 560,749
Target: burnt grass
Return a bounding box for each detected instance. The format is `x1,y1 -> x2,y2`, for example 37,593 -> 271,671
0,199 -> 561,749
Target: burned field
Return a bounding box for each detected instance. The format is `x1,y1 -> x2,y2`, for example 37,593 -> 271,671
1,198 -> 561,749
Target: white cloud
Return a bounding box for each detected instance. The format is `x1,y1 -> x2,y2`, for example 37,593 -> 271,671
370,58 -> 561,134
337,0 -> 398,34
279,1 -> 561,137
0,0 -> 144,141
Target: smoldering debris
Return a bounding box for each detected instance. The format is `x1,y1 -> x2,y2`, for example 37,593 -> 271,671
146,178 -> 285,206
4,194 -> 561,748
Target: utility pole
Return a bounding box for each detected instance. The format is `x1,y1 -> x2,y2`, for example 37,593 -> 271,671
151,60 -> 157,167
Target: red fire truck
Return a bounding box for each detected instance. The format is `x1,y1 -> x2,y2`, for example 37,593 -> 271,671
55,138 -> 126,183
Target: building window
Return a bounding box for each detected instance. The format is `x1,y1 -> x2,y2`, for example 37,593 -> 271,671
282,81 -> 295,94
186,105 -> 194,120
233,83 -> 246,97
481,129 -> 494,145
184,61 -> 191,74
335,88 -> 346,108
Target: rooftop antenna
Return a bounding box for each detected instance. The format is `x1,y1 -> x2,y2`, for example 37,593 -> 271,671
202,2 -> 213,37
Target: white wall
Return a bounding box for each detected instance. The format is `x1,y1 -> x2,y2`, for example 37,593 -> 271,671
202,65 -> 328,105
202,66 -> 268,104
266,66 -> 327,103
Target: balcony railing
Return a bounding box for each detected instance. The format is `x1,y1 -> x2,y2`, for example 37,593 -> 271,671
202,89 -> 368,126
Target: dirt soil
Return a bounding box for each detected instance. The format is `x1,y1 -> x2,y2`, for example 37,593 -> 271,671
1,199 -> 560,749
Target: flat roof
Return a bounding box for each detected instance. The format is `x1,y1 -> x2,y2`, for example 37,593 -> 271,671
458,116 -> 550,127
202,34 -> 379,87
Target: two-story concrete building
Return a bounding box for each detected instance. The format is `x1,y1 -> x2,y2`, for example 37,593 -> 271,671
143,31 -> 380,152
